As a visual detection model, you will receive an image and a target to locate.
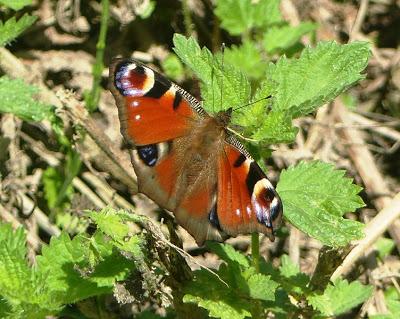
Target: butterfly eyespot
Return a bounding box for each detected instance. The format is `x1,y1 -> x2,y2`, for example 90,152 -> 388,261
114,62 -> 154,97
136,144 -> 158,167
110,58 -> 283,245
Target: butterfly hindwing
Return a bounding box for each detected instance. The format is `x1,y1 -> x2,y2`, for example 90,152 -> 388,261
217,143 -> 282,241
109,58 -> 283,245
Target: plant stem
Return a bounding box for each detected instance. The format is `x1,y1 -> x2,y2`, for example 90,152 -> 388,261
182,0 -> 194,37
86,0 -> 109,112
251,232 -> 260,272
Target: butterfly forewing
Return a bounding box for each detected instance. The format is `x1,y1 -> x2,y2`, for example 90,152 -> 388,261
109,58 -> 283,245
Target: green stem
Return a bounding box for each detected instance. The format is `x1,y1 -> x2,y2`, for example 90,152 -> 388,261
86,0 -> 110,112
251,232 -> 260,273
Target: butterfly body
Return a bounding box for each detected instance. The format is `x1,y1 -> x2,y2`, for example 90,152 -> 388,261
109,58 -> 283,245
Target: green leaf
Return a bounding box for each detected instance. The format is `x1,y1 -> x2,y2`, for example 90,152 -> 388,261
0,14 -> 37,47
224,41 -> 267,80
206,242 -> 250,268
263,22 -> 317,54
184,270 -> 252,319
215,0 -> 282,36
0,223 -> 60,318
277,161 -> 365,247
266,41 -> 370,118
0,76 -> 53,121
136,0 -> 155,19
277,255 -> 310,294
89,209 -> 130,240
173,34 -> 251,113
36,233 -> 111,303
0,0 -> 32,10
247,273 -> 278,301
161,53 -> 185,81
307,279 -> 373,316
375,237 -> 395,259
251,110 -> 298,143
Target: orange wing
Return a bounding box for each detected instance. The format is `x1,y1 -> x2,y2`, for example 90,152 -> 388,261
109,59 -> 201,146
216,143 -> 282,241
109,58 -> 282,246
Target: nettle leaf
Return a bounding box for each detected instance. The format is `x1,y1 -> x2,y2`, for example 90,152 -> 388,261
247,273 -> 278,301
206,242 -> 250,268
251,111 -> 298,144
0,0 -> 32,10
224,41 -> 267,80
0,223 -> 60,317
215,0 -> 281,35
278,255 -> 310,295
185,243 -> 279,317
263,22 -> 317,54
36,233 -> 113,303
0,76 -> 53,121
277,161 -> 365,247
267,41 -> 370,118
184,269 -> 252,319
89,209 -> 130,240
173,34 -> 251,113
307,279 -> 373,316
0,14 -> 37,46
89,208 -> 146,259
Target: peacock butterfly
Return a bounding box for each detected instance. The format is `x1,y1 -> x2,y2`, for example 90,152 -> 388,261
109,58 -> 283,245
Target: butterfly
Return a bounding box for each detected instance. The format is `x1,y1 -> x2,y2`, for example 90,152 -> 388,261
109,58 -> 283,246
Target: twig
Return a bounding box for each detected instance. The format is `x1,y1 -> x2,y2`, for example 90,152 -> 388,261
56,90 -> 138,192
81,172 -> 135,211
288,225 -> 301,265
349,0 -> 369,41
331,192 -> 400,280
17,191 -> 61,236
334,102 -> 400,246
72,178 -> 106,209
0,203 -> 42,251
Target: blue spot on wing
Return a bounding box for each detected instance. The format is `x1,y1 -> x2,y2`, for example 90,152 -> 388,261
137,144 -> 158,166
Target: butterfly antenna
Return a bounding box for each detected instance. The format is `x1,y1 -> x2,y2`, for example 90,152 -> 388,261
232,95 -> 273,112
220,42 -> 225,112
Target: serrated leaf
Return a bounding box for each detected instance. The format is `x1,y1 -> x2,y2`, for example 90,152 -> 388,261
0,14 -> 37,46
266,41 -> 370,118
307,279 -> 372,316
263,22 -> 317,54
215,0 -> 281,35
251,110 -> 298,143
89,209 -> 130,240
36,231 -> 133,304
277,161 -> 365,247
0,76 -> 53,121
206,242 -> 250,268
183,270 -> 252,319
0,223 -> 61,317
247,273 -> 278,301
278,255 -> 310,294
0,0 -> 32,10
173,34 -> 251,113
224,41 -> 267,80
